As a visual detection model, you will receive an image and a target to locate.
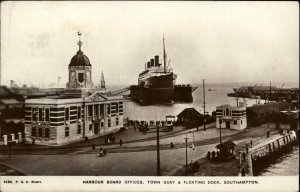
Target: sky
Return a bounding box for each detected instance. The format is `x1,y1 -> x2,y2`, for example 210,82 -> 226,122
0,1 -> 299,88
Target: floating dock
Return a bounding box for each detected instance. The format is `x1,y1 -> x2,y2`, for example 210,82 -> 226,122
130,84 -> 197,105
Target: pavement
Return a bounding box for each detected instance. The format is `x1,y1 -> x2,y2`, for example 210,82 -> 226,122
0,123 -> 281,176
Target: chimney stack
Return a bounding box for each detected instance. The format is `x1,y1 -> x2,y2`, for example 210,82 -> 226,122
150,59 -> 154,67
155,55 -> 159,66
147,61 -> 150,68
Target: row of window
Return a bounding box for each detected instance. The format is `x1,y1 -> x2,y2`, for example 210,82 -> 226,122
32,127 -> 50,138
32,118 -> 119,138
30,107 -> 81,123
29,104 -> 123,124
233,120 -> 243,125
219,119 -> 243,125
32,108 -> 50,122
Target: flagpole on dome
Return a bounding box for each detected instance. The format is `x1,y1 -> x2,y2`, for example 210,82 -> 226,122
77,31 -> 83,51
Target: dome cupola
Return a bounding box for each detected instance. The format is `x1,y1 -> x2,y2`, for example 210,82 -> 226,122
69,32 -> 91,67
66,31 -> 94,89
69,50 -> 91,66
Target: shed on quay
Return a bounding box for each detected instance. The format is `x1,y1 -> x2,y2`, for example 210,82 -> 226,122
176,108 -> 204,128
246,102 -> 290,126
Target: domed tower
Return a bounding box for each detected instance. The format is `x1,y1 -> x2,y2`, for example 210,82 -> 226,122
66,32 -> 94,89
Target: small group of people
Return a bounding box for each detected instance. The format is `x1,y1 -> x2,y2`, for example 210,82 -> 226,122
170,142 -> 175,149
99,148 -> 107,157
105,133 -> 116,145
206,150 -> 220,160
240,167 -> 246,176
188,160 -> 200,172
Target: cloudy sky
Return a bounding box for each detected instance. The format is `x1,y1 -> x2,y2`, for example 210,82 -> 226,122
1,1 -> 299,87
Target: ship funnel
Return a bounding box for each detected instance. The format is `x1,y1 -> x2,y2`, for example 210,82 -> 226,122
155,55 -> 159,66
147,61 -> 150,68
150,59 -> 154,67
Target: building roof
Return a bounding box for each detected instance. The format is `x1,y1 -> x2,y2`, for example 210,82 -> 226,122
238,86 -> 278,91
177,107 -> 203,117
247,102 -> 290,114
0,86 -> 13,97
216,141 -> 236,150
216,103 -> 246,110
69,50 -> 91,66
4,118 -> 24,124
0,99 -> 22,105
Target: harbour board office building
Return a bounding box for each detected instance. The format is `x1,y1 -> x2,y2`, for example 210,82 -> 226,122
24,33 -> 124,145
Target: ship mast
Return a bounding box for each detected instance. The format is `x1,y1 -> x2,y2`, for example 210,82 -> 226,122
163,34 -> 167,73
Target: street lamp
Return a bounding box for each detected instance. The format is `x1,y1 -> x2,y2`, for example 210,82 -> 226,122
219,119 -> 222,144
202,79 -> 206,131
185,134 -> 188,176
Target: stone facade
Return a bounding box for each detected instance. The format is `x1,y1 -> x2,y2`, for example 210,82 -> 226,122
66,65 -> 94,89
24,93 -> 124,145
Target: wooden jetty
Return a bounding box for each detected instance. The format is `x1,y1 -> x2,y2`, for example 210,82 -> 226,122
241,131 -> 298,176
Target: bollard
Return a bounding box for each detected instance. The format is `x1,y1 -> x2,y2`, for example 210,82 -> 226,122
3,135 -> 7,145
18,132 -> 22,142
11,134 -> 15,142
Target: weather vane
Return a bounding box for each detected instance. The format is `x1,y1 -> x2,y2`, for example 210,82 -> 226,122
77,31 -> 83,51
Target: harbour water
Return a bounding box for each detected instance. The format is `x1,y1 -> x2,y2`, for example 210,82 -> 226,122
109,82 -> 299,176
122,83 -> 260,121
259,146 -> 299,176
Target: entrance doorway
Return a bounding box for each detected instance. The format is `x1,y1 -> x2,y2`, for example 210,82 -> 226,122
226,121 -> 230,129
94,122 -> 99,134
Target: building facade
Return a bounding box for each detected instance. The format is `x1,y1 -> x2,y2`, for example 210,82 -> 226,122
24,93 -> 124,145
216,102 -> 247,130
24,32 -> 125,145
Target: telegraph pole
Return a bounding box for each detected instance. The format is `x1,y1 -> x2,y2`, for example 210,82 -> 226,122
219,119 -> 222,144
185,134 -> 188,175
202,79 -> 206,131
156,125 -> 161,176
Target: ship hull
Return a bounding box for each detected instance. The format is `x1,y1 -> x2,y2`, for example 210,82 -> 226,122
130,86 -> 174,104
131,73 -> 175,104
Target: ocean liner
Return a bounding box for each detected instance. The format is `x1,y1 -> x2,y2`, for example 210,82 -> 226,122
130,37 -> 177,104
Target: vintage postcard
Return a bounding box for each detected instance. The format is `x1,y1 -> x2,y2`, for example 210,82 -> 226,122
0,1 -> 299,192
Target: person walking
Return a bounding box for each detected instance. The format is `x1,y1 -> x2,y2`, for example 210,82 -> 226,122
99,148 -> 103,157
242,152 -> 246,162
170,142 -> 174,149
120,139 -> 123,147
241,168 -> 246,176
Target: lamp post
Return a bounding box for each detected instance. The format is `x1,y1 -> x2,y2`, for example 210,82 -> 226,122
219,119 -> 222,144
185,134 -> 188,175
202,79 -> 206,131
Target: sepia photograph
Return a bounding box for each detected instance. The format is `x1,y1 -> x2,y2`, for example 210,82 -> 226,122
0,1 -> 299,192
